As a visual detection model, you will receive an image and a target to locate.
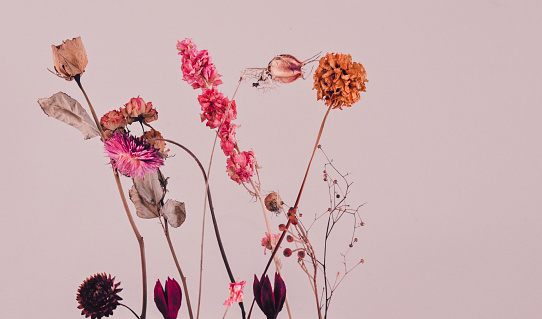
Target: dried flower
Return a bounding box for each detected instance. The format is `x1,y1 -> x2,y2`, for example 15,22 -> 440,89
142,129 -> 170,157
100,109 -> 127,139
313,53 -> 368,109
264,192 -> 282,212
218,121 -> 238,156
104,133 -> 164,179
226,150 -> 257,184
267,54 -> 304,84
198,87 -> 237,129
51,36 -> 88,81
223,280 -> 246,306
121,97 -> 158,124
177,38 -> 222,89
261,232 -> 281,254
76,273 -> 122,319
253,273 -> 287,319
154,278 -> 182,319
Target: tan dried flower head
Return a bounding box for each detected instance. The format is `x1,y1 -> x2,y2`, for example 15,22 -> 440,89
51,37 -> 88,81
264,192 -> 283,212
313,53 -> 368,109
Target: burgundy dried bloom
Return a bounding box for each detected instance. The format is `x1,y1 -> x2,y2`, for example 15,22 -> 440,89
76,273 -> 122,319
154,278 -> 182,319
104,133 -> 164,179
253,272 -> 287,319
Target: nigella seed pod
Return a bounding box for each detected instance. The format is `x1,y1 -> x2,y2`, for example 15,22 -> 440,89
266,52 -> 321,84
264,192 -> 283,212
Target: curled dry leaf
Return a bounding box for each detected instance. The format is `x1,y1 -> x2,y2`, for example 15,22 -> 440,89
38,92 -> 100,139
129,171 -> 165,219
162,199 -> 186,228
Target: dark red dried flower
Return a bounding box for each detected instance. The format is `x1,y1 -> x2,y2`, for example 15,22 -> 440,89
253,272 -> 287,319
154,277 -> 182,319
76,273 -> 122,319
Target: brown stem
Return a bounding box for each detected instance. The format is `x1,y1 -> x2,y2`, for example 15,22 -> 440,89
75,76 -> 147,319
164,222 -> 195,319
248,105 -> 333,319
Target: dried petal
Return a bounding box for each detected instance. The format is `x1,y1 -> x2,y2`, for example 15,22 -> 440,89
162,199 -> 186,228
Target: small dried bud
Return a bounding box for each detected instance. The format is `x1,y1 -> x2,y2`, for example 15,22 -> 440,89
360,221 -> 365,226
354,238 -> 358,242
360,259 -> 365,263
51,37 -> 88,81
264,192 -> 282,212
297,251 -> 305,258
283,248 -> 292,257
349,244 -> 353,248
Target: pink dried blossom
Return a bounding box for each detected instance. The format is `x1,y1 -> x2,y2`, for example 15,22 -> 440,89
177,38 -> 222,89
226,150 -> 257,184
219,121 -> 238,156
198,87 -> 237,129
261,232 -> 281,254
104,133 -> 163,179
223,280 -> 246,306
122,97 -> 158,124
100,109 -> 126,131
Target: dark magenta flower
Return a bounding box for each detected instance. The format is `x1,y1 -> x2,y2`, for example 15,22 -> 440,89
76,273 -> 122,319
154,277 -> 182,319
253,272 -> 287,319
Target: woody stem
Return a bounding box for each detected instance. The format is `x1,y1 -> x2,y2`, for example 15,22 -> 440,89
75,76 -> 148,319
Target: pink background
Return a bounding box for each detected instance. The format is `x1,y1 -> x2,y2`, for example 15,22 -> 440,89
1,0 -> 541,318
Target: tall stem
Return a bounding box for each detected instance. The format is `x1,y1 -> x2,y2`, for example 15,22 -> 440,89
248,105 -> 333,319
75,76 -> 147,319
164,222 -> 195,319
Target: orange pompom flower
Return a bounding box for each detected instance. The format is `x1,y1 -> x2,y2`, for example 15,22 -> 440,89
313,53 -> 368,110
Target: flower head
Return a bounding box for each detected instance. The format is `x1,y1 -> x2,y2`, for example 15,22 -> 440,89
100,109 -> 127,139
142,129 -> 170,158
177,38 -> 222,89
104,133 -> 164,179
154,278 -> 182,319
51,36 -> 88,81
223,280 -> 246,306
198,87 -> 237,129
76,273 -> 122,319
253,272 -> 287,319
261,232 -> 281,254
121,97 -> 158,124
313,53 -> 368,109
226,150 -> 257,184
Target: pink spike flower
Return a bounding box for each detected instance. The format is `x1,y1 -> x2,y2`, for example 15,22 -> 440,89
177,38 -> 222,89
223,280 -> 246,306
198,87 -> 237,129
104,133 -> 163,179
226,150 -> 257,184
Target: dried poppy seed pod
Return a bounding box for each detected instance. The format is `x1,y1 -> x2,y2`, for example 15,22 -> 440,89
267,54 -> 304,83
51,36 -> 88,81
264,192 -> 283,212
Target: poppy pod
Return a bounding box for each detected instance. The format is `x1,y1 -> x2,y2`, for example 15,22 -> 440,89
51,36 -> 88,81
253,272 -> 287,319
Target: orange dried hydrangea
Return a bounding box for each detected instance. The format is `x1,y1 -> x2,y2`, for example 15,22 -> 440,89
313,53 -> 368,109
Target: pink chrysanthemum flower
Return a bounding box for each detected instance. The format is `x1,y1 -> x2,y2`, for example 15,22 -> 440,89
261,232 -> 281,254
223,280 -> 246,306
104,133 -> 164,179
198,87 -> 237,129
177,38 -> 222,89
226,150 -> 257,184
